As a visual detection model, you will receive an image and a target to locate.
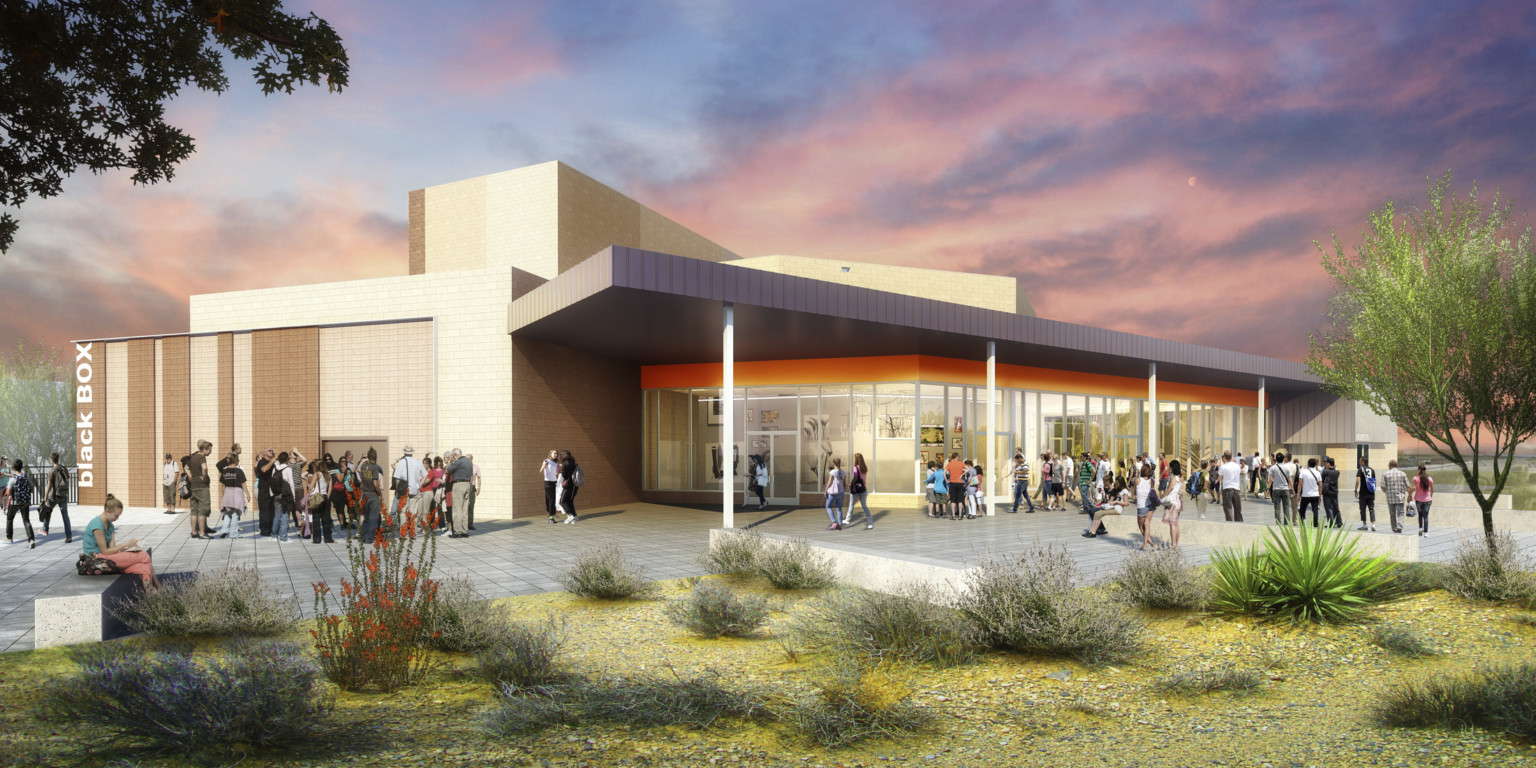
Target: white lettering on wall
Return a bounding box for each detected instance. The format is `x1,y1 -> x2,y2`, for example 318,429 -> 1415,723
75,343 -> 94,487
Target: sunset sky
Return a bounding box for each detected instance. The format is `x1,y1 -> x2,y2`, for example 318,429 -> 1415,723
4,0 -> 1534,386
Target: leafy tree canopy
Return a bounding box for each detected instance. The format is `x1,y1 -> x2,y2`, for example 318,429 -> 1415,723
0,0 -> 349,251
1307,172 -> 1536,539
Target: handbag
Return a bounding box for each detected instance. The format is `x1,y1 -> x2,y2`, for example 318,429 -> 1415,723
76,552 -> 124,576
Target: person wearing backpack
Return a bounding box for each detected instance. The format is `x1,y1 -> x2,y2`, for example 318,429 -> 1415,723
5,458 -> 36,548
35,451 -> 71,542
1186,461 -> 1208,520
558,450 -> 582,524
1353,457 -> 1378,532
356,448 -> 385,544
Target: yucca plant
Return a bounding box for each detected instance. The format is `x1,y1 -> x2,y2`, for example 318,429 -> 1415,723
1208,525 -> 1396,624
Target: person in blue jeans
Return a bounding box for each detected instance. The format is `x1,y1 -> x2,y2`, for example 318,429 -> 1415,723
1008,454 -> 1035,513
824,457 -> 845,531
42,452 -> 73,542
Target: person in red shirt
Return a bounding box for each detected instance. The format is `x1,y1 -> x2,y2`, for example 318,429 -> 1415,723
944,453 -> 966,519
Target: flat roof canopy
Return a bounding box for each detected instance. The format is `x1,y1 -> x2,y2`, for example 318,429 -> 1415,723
510,247 -> 1322,399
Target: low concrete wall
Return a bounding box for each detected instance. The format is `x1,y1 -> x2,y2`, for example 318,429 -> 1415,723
1098,516 -> 1419,561
709,528 -> 975,597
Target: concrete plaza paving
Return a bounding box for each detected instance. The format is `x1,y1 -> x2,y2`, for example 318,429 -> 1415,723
2,495 -> 1533,652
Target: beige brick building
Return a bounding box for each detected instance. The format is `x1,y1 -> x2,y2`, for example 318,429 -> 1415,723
73,161 -> 1389,526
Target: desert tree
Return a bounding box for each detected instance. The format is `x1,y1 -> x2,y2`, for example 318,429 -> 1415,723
0,0 -> 350,251
1307,172 -> 1536,542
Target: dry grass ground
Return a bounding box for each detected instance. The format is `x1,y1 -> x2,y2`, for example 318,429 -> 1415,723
2,579 -> 1534,767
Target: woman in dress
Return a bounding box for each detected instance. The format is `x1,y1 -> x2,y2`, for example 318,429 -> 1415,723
84,494 -> 157,585
216,452 -> 250,539
1162,459 -> 1184,548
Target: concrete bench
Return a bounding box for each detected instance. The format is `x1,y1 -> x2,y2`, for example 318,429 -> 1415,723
34,570 -> 146,649
1098,515 -> 1419,561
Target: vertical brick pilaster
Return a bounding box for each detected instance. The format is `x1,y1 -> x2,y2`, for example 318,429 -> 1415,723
218,332 -> 234,454
77,346 -> 105,507
408,189 -> 426,275
161,336 -> 191,462
252,327 -> 320,462
127,339 -> 156,507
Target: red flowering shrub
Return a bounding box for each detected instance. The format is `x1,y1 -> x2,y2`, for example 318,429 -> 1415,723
312,507 -> 440,692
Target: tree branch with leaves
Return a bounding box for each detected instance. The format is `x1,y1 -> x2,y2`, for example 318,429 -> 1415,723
0,0 -> 349,251
1307,171 -> 1536,543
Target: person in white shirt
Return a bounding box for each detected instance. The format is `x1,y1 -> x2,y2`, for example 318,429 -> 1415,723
1297,458 -> 1323,527
467,454 -> 481,531
162,453 -> 179,514
1062,455 -> 1076,502
1218,450 -> 1245,522
1268,452 -> 1294,525
1134,464 -> 1156,550
392,445 -> 429,524
539,450 -> 560,523
1281,453 -> 1301,524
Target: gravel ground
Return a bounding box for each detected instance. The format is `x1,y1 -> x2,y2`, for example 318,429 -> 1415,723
2,582 -> 1534,768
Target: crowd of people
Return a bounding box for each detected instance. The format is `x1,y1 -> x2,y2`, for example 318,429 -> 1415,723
538,449 -> 585,524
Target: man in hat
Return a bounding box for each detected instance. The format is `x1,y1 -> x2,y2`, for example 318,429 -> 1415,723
392,445 -> 429,525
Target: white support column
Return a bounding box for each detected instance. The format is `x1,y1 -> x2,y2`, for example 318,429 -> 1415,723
986,341 -> 997,515
1148,363 -> 1158,459
722,302 -> 735,530
1257,377 -> 1267,457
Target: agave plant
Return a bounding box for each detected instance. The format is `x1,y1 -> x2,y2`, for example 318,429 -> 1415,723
1208,525 -> 1396,624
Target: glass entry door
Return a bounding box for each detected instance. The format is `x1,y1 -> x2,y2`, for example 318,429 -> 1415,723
749,432 -> 799,506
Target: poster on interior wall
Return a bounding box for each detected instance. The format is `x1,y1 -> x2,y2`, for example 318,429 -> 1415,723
953,416 -> 964,434
746,409 -> 755,424
921,450 -> 931,464
706,397 -> 723,426
920,426 -> 944,445
709,443 -> 742,479
951,436 -> 964,451
761,409 -> 780,424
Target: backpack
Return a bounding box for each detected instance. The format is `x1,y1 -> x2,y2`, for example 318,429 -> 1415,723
849,468 -> 866,495
1364,472 -> 1377,493
10,474 -> 31,507
1146,482 -> 1161,510
76,552 -> 124,576
572,466 -> 585,488
1186,472 -> 1202,496
49,466 -> 68,500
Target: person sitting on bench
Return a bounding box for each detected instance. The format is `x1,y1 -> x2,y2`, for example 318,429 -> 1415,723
1081,477 -> 1132,538
84,494 -> 158,586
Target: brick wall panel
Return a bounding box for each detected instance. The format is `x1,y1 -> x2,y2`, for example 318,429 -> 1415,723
127,339 -> 156,507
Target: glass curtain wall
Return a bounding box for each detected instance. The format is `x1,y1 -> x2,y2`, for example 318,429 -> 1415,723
643,385 -> 1254,495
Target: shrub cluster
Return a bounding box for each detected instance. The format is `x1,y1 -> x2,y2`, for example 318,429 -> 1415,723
472,618 -> 571,688
557,545 -> 655,600
424,576 -> 514,652
114,564 -> 300,637
957,544 -> 1145,666
753,537 -> 837,590
793,584 -> 974,667
1153,667 -> 1264,696
39,640 -> 329,757
787,660 -> 933,747
1369,625 -> 1439,658
1374,662 -> 1536,741
312,507 -> 440,692
703,530 -> 766,575
487,669 -> 773,735
1441,531 -> 1536,605
665,580 -> 771,638
1110,548 -> 1209,610
1371,561 -> 1449,600
1208,524 -> 1395,624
